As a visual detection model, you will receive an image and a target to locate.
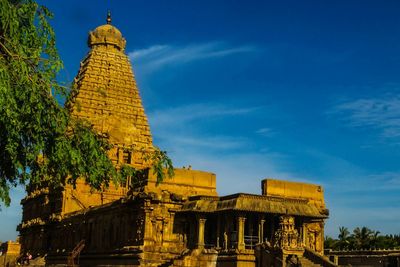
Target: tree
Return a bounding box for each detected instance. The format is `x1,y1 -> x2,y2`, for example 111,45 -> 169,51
0,0 -> 173,207
337,226 -> 350,250
325,227 -> 400,251
352,227 -> 374,250
324,235 -> 337,250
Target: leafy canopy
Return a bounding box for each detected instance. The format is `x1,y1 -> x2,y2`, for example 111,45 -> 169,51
0,0 -> 173,207
325,226 -> 400,250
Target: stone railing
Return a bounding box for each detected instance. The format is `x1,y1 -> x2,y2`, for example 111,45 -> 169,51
325,248 -> 400,255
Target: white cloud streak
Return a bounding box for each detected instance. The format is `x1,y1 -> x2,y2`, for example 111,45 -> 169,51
255,127 -> 275,137
148,103 -> 261,151
149,103 -> 260,126
330,95 -> 400,139
129,42 -> 257,72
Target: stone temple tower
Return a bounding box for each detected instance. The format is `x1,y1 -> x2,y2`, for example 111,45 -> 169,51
19,14 -> 156,256
67,12 -> 153,168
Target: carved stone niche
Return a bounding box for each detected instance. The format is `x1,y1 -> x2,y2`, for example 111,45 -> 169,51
273,215 -> 301,250
305,222 -> 323,253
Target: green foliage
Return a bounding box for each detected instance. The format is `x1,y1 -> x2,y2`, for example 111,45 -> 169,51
0,0 -> 174,207
119,147 -> 174,188
0,0 -> 65,206
324,236 -> 337,250
325,226 -> 400,250
145,147 -> 174,185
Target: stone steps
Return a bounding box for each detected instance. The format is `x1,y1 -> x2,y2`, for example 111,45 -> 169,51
300,257 -> 322,267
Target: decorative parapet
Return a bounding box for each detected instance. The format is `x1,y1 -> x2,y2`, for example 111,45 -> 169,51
21,188 -> 50,203
20,217 -> 46,229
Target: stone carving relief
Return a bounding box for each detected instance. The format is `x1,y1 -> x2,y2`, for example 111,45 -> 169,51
155,220 -> 163,245
273,216 -> 301,250
305,222 -> 323,253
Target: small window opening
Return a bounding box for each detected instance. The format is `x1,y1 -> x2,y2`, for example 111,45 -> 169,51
123,151 -> 132,164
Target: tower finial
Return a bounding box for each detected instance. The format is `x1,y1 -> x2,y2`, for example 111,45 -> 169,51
106,10 -> 112,24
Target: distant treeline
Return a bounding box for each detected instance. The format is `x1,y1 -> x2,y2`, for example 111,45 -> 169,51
325,226 -> 400,250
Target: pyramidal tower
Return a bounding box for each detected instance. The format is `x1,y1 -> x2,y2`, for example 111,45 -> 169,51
67,12 -> 152,167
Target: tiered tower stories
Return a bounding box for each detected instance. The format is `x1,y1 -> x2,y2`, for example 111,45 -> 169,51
67,12 -> 153,167
19,14 -> 155,255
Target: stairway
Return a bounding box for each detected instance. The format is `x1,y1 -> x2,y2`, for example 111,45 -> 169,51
302,247 -> 338,267
299,257 -> 322,267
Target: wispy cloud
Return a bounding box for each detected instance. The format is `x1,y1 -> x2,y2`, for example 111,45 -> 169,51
129,42 -> 257,72
327,171 -> 400,193
160,135 -> 249,150
148,103 -> 261,151
367,171 -> 400,188
255,127 -> 275,137
329,95 -> 400,139
149,103 -> 260,126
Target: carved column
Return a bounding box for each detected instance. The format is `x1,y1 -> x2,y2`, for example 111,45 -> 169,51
163,219 -> 169,244
237,215 -> 246,250
317,221 -> 324,254
167,210 -> 176,242
259,216 -> 265,244
143,205 -> 154,247
196,215 -> 206,249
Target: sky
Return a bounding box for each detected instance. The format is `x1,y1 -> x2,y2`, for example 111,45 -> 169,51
1,0 -> 400,241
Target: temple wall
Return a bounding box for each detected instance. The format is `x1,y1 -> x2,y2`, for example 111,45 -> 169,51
48,200 -> 143,254
61,179 -> 127,214
46,192 -> 190,266
19,180 -> 128,256
145,168 -> 217,197
261,179 -> 325,208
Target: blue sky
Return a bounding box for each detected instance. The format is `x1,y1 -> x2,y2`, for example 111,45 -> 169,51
1,0 -> 400,241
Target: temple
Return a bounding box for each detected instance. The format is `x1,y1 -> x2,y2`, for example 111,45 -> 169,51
18,14 -> 335,267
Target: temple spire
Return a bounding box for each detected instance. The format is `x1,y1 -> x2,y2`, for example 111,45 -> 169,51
106,10 -> 112,24
69,18 -> 153,168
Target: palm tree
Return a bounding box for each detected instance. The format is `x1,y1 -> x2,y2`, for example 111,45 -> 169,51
352,227 -> 373,249
337,226 -> 350,250
369,230 -> 380,249
324,236 -> 337,249
338,227 -> 350,240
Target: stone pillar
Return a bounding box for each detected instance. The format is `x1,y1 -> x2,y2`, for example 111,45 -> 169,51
224,214 -> 229,250
318,221 -> 325,254
167,210 -> 176,242
197,215 -> 206,249
143,205 -> 154,246
259,216 -> 265,244
163,219 -> 169,242
237,215 -> 246,250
